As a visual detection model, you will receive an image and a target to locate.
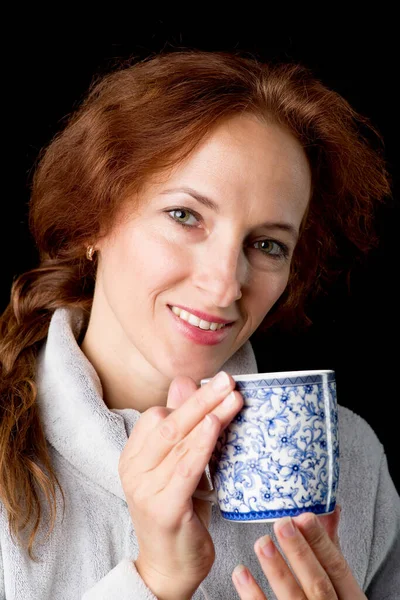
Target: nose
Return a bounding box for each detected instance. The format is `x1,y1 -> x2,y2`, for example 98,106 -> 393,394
193,241 -> 248,307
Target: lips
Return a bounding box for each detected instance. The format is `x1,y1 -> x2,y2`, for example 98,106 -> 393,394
167,304 -> 234,346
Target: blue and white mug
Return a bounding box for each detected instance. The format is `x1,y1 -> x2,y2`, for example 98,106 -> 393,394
193,370 -> 339,522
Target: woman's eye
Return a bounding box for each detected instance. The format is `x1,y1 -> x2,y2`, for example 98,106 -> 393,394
253,239 -> 290,260
166,207 -> 289,261
167,208 -> 199,227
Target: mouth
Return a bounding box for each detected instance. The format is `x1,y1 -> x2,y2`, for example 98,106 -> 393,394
167,304 -> 235,346
167,304 -> 235,332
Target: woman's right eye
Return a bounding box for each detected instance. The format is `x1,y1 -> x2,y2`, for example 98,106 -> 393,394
165,207 -> 201,228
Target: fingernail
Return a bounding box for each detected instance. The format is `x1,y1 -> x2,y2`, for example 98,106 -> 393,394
202,414 -> 214,430
233,564 -> 249,585
212,371 -> 230,392
258,535 -> 275,558
278,517 -> 296,538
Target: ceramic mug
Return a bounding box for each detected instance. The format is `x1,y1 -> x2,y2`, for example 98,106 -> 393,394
193,369 -> 339,522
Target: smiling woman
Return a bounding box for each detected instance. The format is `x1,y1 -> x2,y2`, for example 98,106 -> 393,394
0,49 -> 398,599
80,114 -> 310,408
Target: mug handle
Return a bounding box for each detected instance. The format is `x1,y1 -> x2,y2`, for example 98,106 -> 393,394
192,487 -> 218,504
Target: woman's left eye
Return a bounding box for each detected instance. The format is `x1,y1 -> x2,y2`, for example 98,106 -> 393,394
165,207 -> 290,261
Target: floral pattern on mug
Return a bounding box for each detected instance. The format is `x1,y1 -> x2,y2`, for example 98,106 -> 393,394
209,374 -> 339,521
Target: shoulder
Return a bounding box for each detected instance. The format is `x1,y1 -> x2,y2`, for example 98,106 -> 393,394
338,404 -> 384,459
336,406 -> 400,594
337,404 -> 385,499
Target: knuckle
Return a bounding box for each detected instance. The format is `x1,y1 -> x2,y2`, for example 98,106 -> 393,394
159,419 -> 179,441
195,390 -> 208,409
177,460 -> 192,478
195,442 -> 211,455
291,544 -> 308,563
310,575 -> 335,599
180,507 -> 197,525
173,440 -> 188,457
131,480 -> 152,507
307,523 -> 327,547
269,564 -> 287,582
147,405 -> 169,422
329,554 -> 351,581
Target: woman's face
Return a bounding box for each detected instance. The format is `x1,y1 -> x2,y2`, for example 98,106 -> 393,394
93,114 -> 311,383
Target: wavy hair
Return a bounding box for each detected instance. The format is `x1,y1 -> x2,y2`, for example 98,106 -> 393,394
0,49 -> 391,559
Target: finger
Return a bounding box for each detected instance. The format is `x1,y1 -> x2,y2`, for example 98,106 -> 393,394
161,412 -> 223,517
120,405 -> 171,462
316,505 -> 341,547
205,388 -> 244,482
125,375 -> 196,456
292,507 -> 340,547
125,414 -> 222,527
274,517 -> 338,599
159,390 -> 243,498
166,375 -> 198,410
254,534 -> 307,599
134,371 -> 236,471
293,511 -> 365,598
232,564 -> 268,600
211,386 -> 244,433
121,372 -> 242,480
168,374 -> 244,433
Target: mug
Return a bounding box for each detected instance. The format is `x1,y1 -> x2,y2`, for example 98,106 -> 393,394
193,369 -> 339,522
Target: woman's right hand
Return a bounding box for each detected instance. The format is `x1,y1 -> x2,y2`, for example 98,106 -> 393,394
118,370 -> 243,600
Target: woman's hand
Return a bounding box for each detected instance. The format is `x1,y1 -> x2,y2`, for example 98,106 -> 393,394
232,505 -> 367,599
118,370 -> 243,600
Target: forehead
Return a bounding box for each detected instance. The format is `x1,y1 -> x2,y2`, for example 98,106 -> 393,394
146,114 -> 310,204
116,114 -> 311,234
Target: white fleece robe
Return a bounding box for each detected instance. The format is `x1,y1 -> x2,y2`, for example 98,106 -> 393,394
0,306 -> 399,599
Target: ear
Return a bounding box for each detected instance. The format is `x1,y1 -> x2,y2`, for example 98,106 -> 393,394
166,375 -> 199,410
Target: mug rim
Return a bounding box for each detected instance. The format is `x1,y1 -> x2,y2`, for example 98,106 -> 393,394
201,369 -> 334,384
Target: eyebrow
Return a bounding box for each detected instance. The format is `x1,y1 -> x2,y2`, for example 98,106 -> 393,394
160,186 -> 299,242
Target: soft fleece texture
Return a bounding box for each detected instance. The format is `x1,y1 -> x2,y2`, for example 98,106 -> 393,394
0,306 -> 399,599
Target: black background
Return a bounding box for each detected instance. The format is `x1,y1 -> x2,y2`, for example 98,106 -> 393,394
2,24 -> 399,492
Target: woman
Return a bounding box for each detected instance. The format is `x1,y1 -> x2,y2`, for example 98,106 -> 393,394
0,49 -> 399,599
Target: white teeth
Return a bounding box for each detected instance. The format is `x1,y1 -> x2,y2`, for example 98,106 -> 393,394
170,306 -> 226,330
188,313 -> 200,327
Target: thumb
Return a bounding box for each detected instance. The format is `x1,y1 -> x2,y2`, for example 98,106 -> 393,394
166,375 -> 198,410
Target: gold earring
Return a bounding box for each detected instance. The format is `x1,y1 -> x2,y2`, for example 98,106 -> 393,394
86,245 -> 95,261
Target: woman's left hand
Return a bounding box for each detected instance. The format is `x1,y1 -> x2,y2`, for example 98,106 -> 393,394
232,505 -> 367,599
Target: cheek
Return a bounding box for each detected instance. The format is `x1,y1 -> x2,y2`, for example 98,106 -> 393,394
253,268 -> 290,306
274,271 -> 291,299
101,230 -> 187,299
248,270 -> 290,325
